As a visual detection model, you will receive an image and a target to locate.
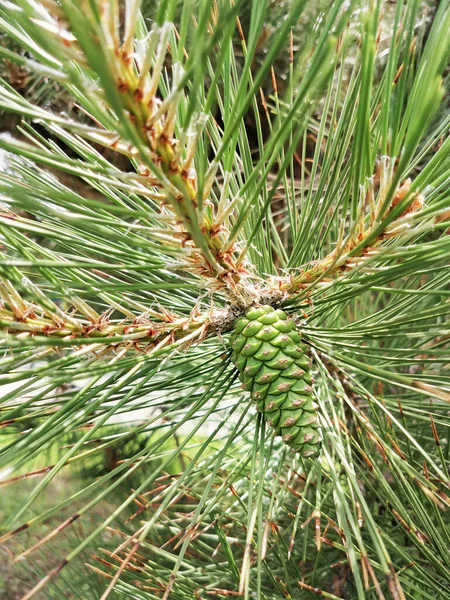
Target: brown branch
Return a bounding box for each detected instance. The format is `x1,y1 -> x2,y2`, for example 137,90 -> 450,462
278,176 -> 425,297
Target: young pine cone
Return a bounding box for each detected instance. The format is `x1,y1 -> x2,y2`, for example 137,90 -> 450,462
230,305 -> 321,457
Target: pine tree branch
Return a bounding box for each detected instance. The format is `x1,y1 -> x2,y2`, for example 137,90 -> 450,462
4,0 -> 244,286
0,172 -> 435,354
0,279 -> 230,351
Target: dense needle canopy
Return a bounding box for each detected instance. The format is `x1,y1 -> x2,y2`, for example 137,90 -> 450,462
0,0 -> 449,598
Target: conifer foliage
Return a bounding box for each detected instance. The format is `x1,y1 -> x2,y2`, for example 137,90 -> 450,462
0,0 -> 449,598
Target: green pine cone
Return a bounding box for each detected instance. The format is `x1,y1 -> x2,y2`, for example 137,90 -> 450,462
230,305 -> 321,457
